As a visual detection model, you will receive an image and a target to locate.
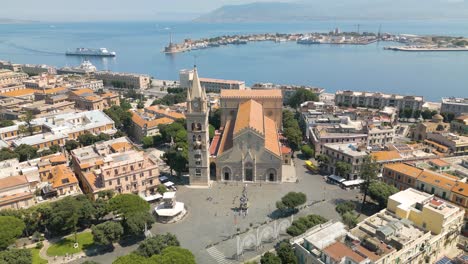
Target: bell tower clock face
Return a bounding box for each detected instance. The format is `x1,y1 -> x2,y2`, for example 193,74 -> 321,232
193,101 -> 199,111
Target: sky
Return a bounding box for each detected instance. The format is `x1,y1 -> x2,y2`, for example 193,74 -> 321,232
0,0 -> 295,22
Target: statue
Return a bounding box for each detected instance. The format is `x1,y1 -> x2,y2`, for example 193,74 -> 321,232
239,185 -> 249,216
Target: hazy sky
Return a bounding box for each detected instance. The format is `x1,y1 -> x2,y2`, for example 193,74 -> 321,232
0,0 -> 295,21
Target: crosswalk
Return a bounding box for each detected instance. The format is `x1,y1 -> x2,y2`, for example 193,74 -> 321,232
206,246 -> 235,264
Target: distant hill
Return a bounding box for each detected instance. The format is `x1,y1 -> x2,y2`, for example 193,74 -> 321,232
194,0 -> 468,23
0,18 -> 36,24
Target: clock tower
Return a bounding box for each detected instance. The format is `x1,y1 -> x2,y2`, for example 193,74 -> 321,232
186,67 -> 210,186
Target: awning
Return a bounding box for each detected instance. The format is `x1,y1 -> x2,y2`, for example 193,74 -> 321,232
141,193 -> 162,202
164,181 -> 174,187
342,179 -> 365,187
327,175 -> 346,183
159,176 -> 169,182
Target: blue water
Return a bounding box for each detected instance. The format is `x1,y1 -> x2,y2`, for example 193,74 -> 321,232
1,20 -> 468,101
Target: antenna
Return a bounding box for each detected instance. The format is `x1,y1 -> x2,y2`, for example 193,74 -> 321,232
193,55 -> 198,68
169,32 -> 173,45
378,24 -> 382,39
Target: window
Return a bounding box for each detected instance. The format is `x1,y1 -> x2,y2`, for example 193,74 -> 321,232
109,180 -> 112,186
195,169 -> 202,176
125,176 -> 128,181
117,179 -> 121,185
133,175 -> 136,181
196,161 -> 201,166
114,169 -> 118,175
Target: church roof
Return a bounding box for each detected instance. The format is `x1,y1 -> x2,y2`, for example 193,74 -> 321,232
220,89 -> 282,99
214,99 -> 281,157
234,100 -> 264,135
264,116 -> 281,156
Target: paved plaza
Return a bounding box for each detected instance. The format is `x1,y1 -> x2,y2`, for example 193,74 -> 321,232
74,157 -> 361,264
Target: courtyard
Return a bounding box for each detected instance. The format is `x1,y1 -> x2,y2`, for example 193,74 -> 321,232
74,156 -> 361,264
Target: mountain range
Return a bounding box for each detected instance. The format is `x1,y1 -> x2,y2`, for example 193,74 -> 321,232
194,0 -> 468,23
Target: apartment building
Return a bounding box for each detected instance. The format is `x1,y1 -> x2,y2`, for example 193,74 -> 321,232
441,97 -> 468,116
130,110 -> 174,143
335,90 -> 424,111
2,110 -> 116,149
94,71 -> 150,89
71,137 -> 160,199
0,69 -> 28,87
0,175 -> 35,210
179,69 -> 245,92
322,143 -> 368,180
68,88 -> 120,111
426,132 -> 468,156
294,189 -> 464,264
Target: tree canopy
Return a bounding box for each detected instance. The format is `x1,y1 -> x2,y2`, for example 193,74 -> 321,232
276,241 -> 298,264
335,161 -> 352,177
91,221 -> 124,247
368,181 -> 399,209
109,194 -> 153,236
136,233 -> 180,257
287,88 -> 319,108
282,110 -> 302,150
360,155 -> 380,206
14,144 -> 38,162
0,120 -> 14,128
300,145 -> 314,159
0,249 -> 31,264
276,192 -> 307,214
260,252 -> 281,264
0,216 -> 25,250
152,246 -> 196,264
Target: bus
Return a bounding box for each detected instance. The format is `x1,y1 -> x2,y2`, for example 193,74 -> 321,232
305,160 -> 318,172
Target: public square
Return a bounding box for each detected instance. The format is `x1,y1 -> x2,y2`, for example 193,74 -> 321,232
74,156 -> 361,264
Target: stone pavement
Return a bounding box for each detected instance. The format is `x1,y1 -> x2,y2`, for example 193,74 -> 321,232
72,157 -> 360,264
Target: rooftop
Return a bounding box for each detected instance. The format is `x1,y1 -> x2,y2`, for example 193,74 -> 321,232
324,143 -> 367,157
220,89 -> 282,99
383,163 -> 423,179
337,90 -> 423,101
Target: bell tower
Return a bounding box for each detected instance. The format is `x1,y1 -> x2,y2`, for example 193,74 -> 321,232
186,67 -> 210,186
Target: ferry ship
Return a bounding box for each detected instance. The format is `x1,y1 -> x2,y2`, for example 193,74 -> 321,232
65,48 -> 116,57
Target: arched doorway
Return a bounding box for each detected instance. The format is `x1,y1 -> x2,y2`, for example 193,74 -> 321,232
267,169 -> 277,182
222,166 -> 231,181
210,162 -> 217,181
244,162 -> 253,182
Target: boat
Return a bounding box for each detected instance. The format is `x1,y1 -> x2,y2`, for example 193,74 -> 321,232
66,48 -> 116,57
233,39 -> 248,45
297,37 -> 321,44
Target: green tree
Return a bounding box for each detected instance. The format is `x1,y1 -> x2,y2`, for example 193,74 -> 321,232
113,253 -> 148,264
46,196 -> 81,238
0,120 -> 14,127
0,148 -> 19,162
316,154 -> 330,171
65,140 -> 80,151
137,101 -> 145,109
276,241 -> 298,264
413,110 -> 421,119
163,147 -> 188,176
14,144 -> 38,162
360,155 -> 380,206
300,145 -> 314,159
91,221 -> 124,247
152,246 -> 196,264
109,194 -> 153,236
157,184 -> 168,194
0,216 -> 25,249
276,192 -> 306,214
21,110 -> 35,136
0,249 -> 31,264
335,161 -> 352,177
104,105 -> 133,132
442,112 -> 455,123
335,201 -> 356,215
209,124 -> 215,140
421,109 -> 433,120
142,136 -> 154,148
286,214 -> 327,236
401,108 -> 413,119
342,211 -> 359,228
261,252 -> 281,264
136,233 -> 180,257
78,133 -> 99,146
368,181 -> 399,209
209,108 -> 221,129
287,88 -> 319,108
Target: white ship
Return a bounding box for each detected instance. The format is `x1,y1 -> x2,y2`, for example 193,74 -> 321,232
66,48 -> 116,57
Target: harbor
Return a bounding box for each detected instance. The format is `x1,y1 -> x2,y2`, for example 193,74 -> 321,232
384,46 -> 468,52
164,29 -> 383,54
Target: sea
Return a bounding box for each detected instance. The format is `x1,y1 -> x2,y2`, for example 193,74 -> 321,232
1,20 -> 468,101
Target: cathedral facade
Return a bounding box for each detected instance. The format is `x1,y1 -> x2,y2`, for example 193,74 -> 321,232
210,90 -> 284,183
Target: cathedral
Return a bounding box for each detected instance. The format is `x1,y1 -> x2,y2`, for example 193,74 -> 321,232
186,67 -> 285,186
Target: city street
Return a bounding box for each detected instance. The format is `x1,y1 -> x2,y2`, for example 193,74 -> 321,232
74,156 -> 361,264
